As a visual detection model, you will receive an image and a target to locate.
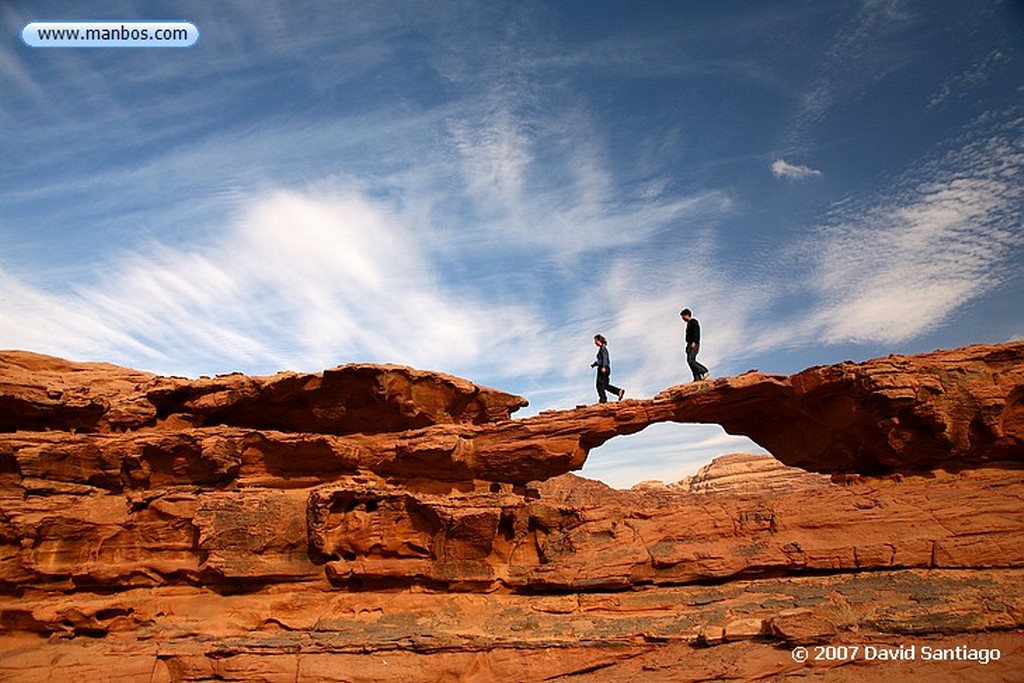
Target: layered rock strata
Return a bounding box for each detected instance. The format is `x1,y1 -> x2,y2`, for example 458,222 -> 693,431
672,453 -> 834,494
1,343 -> 1022,681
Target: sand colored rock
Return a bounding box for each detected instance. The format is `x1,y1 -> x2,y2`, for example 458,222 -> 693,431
673,452 -> 833,494
1,343 -> 1022,680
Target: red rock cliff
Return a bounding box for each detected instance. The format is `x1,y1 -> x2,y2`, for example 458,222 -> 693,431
0,343 -> 1022,681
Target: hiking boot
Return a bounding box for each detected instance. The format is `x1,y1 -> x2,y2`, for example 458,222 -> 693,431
617,388 -> 625,400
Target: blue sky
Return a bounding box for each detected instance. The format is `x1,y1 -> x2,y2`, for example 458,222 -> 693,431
2,1 -> 1022,487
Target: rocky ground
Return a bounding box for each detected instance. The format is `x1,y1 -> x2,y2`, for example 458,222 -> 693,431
1,343 -> 1022,681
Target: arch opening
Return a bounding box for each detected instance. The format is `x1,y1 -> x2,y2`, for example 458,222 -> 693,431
578,422 -> 771,490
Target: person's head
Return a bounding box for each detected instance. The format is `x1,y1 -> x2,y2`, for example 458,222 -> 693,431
680,308 -> 692,321
593,334 -> 607,346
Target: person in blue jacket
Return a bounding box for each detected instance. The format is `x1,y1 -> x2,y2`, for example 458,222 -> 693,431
591,334 -> 625,403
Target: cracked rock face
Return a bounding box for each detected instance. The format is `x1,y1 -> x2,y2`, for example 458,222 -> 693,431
1,344 -> 1022,681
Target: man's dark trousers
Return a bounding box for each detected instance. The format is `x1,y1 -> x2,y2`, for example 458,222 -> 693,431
686,343 -> 708,381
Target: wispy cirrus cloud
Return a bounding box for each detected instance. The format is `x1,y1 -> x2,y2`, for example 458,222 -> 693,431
0,187 -> 547,379
804,111 -> 1024,344
928,48 -> 1014,109
786,0 -> 916,151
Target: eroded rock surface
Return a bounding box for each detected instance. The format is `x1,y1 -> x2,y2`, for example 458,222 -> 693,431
1,344 -> 1022,681
554,342 -> 1024,475
0,351 -> 527,435
672,453 -> 833,494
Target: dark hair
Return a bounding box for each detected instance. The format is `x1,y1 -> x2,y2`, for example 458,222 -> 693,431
593,334 -> 607,344
680,308 -> 692,317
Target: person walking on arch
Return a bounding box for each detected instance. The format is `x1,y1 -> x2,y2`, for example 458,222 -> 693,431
591,334 -> 625,403
680,309 -> 710,381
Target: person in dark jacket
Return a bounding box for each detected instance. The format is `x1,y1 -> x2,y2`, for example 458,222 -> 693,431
680,309 -> 709,381
591,334 -> 625,403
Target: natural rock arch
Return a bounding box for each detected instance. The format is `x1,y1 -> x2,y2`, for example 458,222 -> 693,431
494,343 -> 1024,479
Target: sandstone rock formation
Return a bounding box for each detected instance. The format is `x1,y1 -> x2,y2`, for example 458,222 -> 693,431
672,453 -> 832,494
1,343 -> 1022,681
0,350 -> 528,435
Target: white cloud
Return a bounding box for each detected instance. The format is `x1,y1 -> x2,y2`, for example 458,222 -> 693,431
771,158 -> 823,180
0,188 -> 548,378
0,268 -> 153,361
449,104 -> 533,210
804,118 -> 1024,344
